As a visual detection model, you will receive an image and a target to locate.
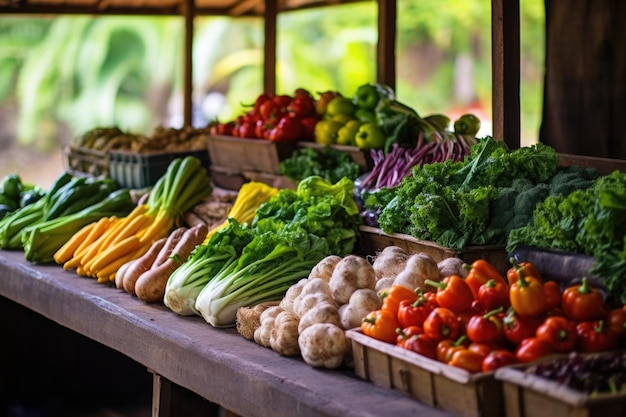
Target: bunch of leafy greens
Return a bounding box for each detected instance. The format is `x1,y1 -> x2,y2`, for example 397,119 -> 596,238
279,146 -> 361,183
375,137 -> 561,251
163,176 -> 362,326
507,170 -> 626,304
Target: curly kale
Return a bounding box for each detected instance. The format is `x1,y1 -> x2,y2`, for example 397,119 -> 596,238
279,146 -> 360,183
506,171 -> 626,304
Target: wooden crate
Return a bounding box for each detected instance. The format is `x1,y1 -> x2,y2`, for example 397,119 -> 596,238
357,225 -> 510,275
495,359 -> 626,417
346,329 -> 504,417
64,145 -> 109,177
207,134 -> 296,175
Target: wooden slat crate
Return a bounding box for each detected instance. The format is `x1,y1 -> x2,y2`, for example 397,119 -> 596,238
495,355 -> 626,417
357,225 -> 510,275
346,329 -> 504,417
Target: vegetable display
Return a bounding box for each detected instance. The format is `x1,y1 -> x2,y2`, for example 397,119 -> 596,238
0,172 -> 135,263
355,256 -> 626,374
164,176 -> 362,326
506,170 -> 626,304
56,156 -> 212,282
368,138 -> 601,251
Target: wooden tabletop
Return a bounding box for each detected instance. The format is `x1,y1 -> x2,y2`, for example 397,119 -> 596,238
0,250 -> 453,417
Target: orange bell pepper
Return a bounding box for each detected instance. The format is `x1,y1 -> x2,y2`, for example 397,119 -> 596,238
425,275 -> 474,314
507,257 -> 542,285
379,285 -> 419,316
465,259 -> 507,299
361,309 -> 401,344
509,266 -> 547,317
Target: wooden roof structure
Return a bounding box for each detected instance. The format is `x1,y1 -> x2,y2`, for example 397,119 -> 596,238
0,0 -> 521,149
0,0 -> 368,16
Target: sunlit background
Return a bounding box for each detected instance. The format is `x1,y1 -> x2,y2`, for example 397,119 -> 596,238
0,0 -> 544,188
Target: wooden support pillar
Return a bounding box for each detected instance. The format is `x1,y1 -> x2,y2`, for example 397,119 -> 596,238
377,0 -> 396,90
183,0 -> 195,127
491,0 -> 520,148
151,370 -> 223,417
263,0 -> 278,94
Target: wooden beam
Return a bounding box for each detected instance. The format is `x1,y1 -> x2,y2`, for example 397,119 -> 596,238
264,0 -> 278,94
183,0 -> 194,127
377,0 -> 396,89
491,0 -> 520,147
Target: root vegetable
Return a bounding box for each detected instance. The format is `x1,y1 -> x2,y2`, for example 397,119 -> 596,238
278,278 -> 308,312
308,255 -> 342,282
253,305 -> 284,347
151,226 -> 186,269
372,246 -> 409,280
298,302 -> 341,334
438,257 -> 467,278
393,252 -> 440,292
122,237 -> 167,295
134,223 -> 208,303
338,288 -> 382,330
236,301 -> 280,340
270,311 -> 301,356
115,258 -> 135,289
328,255 -> 376,305
298,323 -> 351,369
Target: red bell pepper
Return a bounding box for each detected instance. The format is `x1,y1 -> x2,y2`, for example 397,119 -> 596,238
299,116 -> 318,141
361,309 -> 401,344
397,295 -> 435,328
536,316 -> 577,352
468,342 -> 498,359
267,116 -> 303,142
543,280 -> 562,311
287,96 -> 315,118
466,307 -> 505,344
481,349 -> 518,372
606,307 -> 626,338
561,277 -> 607,322
576,320 -> 619,353
423,307 -> 461,342
478,279 -> 510,311
515,337 -> 554,363
425,275 -> 474,314
402,333 -> 437,359
395,325 -> 423,347
503,308 -> 542,345
465,259 -> 507,299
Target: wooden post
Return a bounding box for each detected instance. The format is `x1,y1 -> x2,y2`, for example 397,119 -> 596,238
151,370 -> 222,417
263,0 -> 278,95
182,0 -> 194,128
491,0 -> 520,148
377,0 -> 396,90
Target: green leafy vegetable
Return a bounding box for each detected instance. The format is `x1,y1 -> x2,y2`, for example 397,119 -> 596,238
279,146 -> 360,183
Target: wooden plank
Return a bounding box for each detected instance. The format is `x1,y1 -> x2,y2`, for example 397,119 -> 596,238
491,0 -> 520,148
263,0 -> 278,95
0,250 -> 453,417
183,0 -> 195,128
377,0 -> 396,89
151,371 -> 221,417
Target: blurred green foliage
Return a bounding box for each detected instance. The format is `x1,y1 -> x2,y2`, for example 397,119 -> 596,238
0,0 -> 544,151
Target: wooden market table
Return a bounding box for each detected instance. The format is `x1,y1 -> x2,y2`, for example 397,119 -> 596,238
0,250 -> 454,417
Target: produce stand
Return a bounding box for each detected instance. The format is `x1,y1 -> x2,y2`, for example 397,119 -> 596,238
0,250 -> 456,417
